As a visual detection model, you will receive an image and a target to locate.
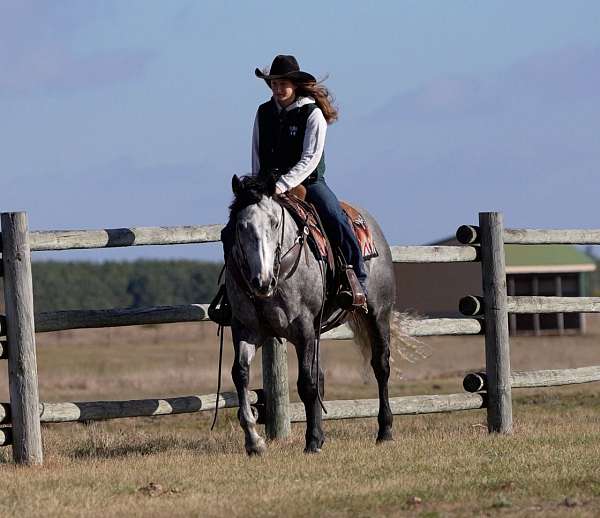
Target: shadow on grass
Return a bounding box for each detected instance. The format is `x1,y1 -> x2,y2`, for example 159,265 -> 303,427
69,428 -> 244,460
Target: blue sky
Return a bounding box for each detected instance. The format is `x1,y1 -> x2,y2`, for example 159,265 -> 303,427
2,1 -> 600,261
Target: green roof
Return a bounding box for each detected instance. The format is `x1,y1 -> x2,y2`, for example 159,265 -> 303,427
505,244 -> 596,267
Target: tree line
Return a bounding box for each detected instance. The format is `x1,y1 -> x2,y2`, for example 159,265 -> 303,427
1,260 -> 223,313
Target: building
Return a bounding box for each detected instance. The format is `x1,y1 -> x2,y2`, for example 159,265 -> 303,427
394,238 -> 597,335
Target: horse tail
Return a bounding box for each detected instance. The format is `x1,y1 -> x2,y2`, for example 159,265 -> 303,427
347,310 -> 430,380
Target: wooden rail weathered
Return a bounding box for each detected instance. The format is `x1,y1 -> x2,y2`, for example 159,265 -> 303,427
322,318 -> 483,340
456,226 -> 600,245
463,366 -> 600,392
0,391 -> 260,424
507,296 -> 600,314
460,295 -> 600,315
33,304 -> 209,333
0,308 -> 483,339
390,245 -> 479,263
25,225 -> 224,251
504,229 -> 600,245
288,393 -> 486,422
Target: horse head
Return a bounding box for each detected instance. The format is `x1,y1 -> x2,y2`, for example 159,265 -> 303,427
229,174 -> 285,298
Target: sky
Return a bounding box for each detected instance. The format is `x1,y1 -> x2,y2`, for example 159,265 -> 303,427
2,1 -> 600,261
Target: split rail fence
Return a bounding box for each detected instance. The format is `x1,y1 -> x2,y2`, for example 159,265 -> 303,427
1,211 -> 599,464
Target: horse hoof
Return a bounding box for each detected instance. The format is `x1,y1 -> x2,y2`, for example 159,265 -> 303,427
376,432 -> 394,443
246,438 -> 267,456
303,446 -> 322,454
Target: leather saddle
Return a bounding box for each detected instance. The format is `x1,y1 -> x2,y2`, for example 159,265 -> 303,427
278,185 -> 378,311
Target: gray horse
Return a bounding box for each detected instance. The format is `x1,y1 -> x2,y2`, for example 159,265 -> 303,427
226,174 -> 396,454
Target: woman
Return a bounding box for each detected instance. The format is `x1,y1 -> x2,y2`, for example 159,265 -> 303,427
252,54 -> 368,299
209,55 -> 367,325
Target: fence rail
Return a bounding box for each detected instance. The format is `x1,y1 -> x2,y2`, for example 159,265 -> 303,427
463,366 -> 600,392
288,393 -> 486,422
0,391 -> 260,425
25,225 -> 224,251
390,245 -> 479,263
1,308 -> 483,339
457,225 -> 600,245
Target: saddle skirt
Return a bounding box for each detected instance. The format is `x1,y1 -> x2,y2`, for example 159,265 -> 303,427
277,192 -> 378,270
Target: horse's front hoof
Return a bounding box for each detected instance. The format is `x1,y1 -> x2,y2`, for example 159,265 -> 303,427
303,446 -> 322,454
376,431 -> 394,444
246,438 -> 267,456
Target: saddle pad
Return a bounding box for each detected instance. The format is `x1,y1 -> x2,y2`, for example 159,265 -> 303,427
340,202 -> 379,261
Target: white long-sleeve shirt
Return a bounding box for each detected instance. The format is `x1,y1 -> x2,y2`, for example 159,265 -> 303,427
252,96 -> 327,192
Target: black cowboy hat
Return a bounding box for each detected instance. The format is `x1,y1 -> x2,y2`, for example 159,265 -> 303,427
255,55 -> 316,84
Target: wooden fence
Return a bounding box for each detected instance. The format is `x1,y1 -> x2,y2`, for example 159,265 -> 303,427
1,211 -> 600,464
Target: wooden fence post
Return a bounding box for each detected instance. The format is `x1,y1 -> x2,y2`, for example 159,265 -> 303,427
1,212 -> 43,464
261,337 -> 290,439
479,212 -> 513,434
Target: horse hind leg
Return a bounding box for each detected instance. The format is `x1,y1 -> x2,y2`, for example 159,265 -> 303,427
231,333 -> 266,456
349,308 -> 393,442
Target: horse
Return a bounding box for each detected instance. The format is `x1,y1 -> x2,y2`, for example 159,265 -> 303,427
225,173 -> 400,454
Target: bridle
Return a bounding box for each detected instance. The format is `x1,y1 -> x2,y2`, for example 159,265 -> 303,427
231,201 -> 310,299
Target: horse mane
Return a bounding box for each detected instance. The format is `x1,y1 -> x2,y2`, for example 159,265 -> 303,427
229,173 -> 278,218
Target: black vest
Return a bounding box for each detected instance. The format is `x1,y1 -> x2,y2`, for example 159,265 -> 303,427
257,98 -> 326,183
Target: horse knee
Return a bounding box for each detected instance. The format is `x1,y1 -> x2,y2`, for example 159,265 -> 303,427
297,371 -> 318,401
231,362 -> 249,388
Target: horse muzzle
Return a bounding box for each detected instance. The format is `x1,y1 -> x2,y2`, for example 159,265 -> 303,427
250,276 -> 277,298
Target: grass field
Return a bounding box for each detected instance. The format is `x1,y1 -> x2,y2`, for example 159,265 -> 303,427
1,316 -> 599,517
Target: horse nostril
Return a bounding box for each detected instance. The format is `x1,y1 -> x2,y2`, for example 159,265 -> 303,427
269,278 -> 276,288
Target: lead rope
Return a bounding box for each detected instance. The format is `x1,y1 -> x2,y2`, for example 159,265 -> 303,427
210,323 -> 225,431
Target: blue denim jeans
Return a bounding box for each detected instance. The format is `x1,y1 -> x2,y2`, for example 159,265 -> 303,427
305,178 -> 367,285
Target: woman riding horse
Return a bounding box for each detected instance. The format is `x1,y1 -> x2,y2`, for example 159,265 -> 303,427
211,56 -> 396,455
214,55 -> 368,315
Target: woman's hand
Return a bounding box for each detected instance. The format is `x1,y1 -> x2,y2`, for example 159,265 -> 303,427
275,185 -> 286,195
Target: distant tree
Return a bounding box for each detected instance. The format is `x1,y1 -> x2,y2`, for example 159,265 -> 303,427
29,259 -> 223,312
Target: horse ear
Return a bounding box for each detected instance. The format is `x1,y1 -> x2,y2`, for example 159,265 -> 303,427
231,174 -> 242,195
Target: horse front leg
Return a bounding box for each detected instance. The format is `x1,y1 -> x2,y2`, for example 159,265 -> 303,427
295,340 -> 325,453
231,322 -> 266,456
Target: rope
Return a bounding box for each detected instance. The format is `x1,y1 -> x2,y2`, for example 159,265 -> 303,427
210,323 -> 225,431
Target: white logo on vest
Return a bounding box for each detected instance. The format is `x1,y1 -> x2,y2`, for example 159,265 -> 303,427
289,125 -> 298,137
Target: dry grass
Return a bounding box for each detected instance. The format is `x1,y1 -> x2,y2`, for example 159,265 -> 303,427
1,316 -> 600,516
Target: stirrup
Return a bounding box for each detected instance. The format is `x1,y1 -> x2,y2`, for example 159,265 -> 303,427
208,284 -> 232,326
336,266 -> 367,313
